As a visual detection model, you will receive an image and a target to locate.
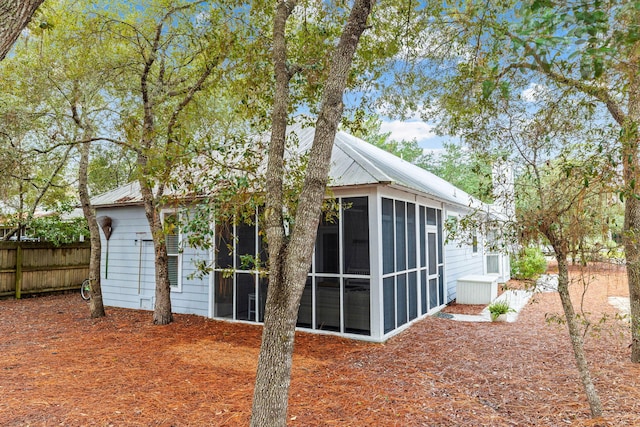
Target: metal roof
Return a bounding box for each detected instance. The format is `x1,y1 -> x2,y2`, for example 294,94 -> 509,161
91,181 -> 144,207
288,123 -> 478,207
92,124 -> 480,209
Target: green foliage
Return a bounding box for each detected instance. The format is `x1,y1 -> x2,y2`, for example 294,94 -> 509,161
29,215 -> 89,246
488,300 -> 515,321
510,246 -> 547,280
342,111 -> 423,162
88,144 -> 136,195
417,142 -> 494,202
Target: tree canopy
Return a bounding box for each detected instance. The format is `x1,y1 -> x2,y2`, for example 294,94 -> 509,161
2,0 -> 638,422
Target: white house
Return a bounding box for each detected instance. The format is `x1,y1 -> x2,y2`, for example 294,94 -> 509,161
91,125 -> 510,342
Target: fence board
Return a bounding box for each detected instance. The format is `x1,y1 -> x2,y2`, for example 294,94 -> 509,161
0,242 -> 90,298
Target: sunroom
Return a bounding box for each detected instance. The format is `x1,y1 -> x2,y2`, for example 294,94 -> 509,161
210,189 -> 446,341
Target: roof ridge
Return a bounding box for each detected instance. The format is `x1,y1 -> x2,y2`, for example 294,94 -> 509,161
333,131 -> 394,183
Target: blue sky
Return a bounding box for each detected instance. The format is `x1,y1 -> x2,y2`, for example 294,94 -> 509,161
380,118 -> 454,152
379,82 -> 548,152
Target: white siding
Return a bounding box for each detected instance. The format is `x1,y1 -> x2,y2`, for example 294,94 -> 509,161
443,207 -> 486,303
175,240 -> 210,316
97,206 -> 210,317
444,242 -> 484,302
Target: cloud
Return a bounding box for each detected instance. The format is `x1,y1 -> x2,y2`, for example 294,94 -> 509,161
380,120 -> 436,143
521,83 -> 547,102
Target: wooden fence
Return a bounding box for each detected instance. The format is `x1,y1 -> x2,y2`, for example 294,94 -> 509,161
0,242 -> 90,298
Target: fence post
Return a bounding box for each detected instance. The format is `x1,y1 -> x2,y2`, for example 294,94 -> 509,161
15,244 -> 22,299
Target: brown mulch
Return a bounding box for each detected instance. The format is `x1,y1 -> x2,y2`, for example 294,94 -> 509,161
442,278 -> 520,315
0,262 -> 638,426
440,302 -> 487,315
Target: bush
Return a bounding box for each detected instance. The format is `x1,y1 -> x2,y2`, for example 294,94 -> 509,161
488,300 -> 515,321
29,216 -> 89,246
511,247 -> 547,279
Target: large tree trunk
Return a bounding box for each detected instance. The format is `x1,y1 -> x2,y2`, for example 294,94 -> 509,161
78,138 -> 105,318
151,227 -> 173,325
624,199 -> 640,362
555,252 -> 603,417
138,172 -> 173,325
250,1 -> 374,425
249,1 -> 298,423
0,0 -> 45,61
623,60 -> 640,362
138,150 -> 172,325
137,38 -> 173,325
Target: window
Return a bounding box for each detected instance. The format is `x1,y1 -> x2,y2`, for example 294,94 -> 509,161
486,230 -> 500,274
382,198 -> 395,274
472,230 -> 479,254
163,212 -> 181,291
344,278 -> 370,334
395,201 -> 406,271
343,197 -> 370,275
316,206 -> 339,274
382,198 -> 445,330
214,212 -> 261,320
213,197 -> 372,337
407,204 -> 416,269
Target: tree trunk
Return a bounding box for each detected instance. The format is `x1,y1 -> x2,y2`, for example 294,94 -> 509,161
555,253 -> 603,417
0,0 -> 45,61
137,31 -> 173,325
625,234 -> 640,364
151,227 -> 173,325
623,165 -> 640,363
137,154 -> 173,325
250,1 -> 374,425
249,1 -> 298,423
78,138 -> 105,318
623,58 -> 640,362
3,145 -> 72,240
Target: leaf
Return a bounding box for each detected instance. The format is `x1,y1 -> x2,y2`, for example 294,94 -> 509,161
499,81 -> 511,98
534,37 -> 548,46
593,57 -> 604,79
482,80 -> 495,99
579,59 -> 592,79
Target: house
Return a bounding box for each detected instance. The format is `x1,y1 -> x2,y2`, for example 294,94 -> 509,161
91,125 -> 510,342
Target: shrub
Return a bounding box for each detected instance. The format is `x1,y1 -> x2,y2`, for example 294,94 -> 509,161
511,246 -> 547,279
488,300 -> 515,321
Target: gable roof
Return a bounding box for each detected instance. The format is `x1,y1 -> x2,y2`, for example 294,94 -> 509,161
92,124 -> 480,209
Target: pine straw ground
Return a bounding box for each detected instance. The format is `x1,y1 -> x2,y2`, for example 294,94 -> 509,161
0,263 -> 639,427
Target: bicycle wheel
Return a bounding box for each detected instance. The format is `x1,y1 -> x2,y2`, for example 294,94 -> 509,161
81,279 -> 91,300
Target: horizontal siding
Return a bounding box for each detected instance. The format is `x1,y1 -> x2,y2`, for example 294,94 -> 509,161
97,206 -> 210,317
444,242 -> 485,303
98,205 -> 153,310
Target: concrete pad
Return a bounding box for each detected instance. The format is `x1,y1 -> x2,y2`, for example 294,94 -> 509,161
608,296 -> 631,319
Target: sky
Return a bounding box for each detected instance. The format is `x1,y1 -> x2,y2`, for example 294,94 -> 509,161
379,118 -> 454,152
379,81 -> 547,153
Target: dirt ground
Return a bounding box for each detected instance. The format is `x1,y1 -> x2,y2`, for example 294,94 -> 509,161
0,263 -> 638,426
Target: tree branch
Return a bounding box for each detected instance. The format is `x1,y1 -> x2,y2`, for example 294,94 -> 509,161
505,32 -> 628,126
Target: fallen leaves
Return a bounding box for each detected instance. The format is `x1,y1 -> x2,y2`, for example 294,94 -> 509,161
0,262 -> 638,426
